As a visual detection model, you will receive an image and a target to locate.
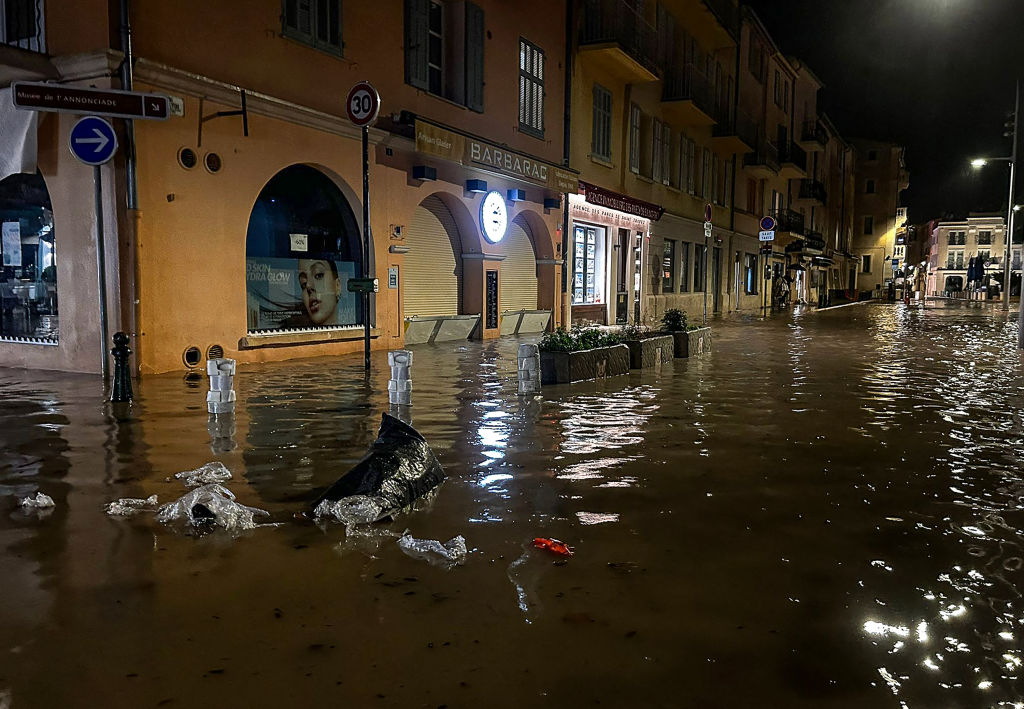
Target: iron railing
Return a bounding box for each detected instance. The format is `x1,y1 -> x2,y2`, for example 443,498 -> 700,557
662,63 -> 715,116
779,142 -> 807,172
798,178 -> 828,204
771,208 -> 805,235
2,0 -> 45,53
803,231 -> 826,251
713,105 -> 758,150
801,119 -> 828,147
744,139 -> 780,172
580,0 -> 659,77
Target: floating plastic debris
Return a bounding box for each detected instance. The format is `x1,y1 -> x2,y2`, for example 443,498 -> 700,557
156,483 -> 269,532
312,413 -> 445,524
104,495 -> 159,516
174,461 -> 232,487
19,492 -> 54,509
397,533 -> 467,568
532,537 -> 573,557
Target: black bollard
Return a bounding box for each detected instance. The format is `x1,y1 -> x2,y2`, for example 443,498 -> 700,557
110,332 -> 133,403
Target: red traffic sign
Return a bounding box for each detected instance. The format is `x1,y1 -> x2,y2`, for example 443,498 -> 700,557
760,215 -> 777,232
346,81 -> 380,127
704,203 -> 713,223
13,81 -> 170,121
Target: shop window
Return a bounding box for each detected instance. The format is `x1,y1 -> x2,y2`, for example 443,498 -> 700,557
679,242 -> 690,292
0,172 -> 57,343
694,244 -> 707,291
662,239 -> 676,293
245,165 -> 363,333
519,38 -> 545,138
745,253 -> 758,295
572,225 -> 605,305
591,84 -> 612,161
282,0 -> 342,56
405,0 -> 484,112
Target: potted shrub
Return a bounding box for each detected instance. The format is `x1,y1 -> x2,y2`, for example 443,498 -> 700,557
619,322 -> 674,369
661,309 -> 713,358
538,326 -> 630,384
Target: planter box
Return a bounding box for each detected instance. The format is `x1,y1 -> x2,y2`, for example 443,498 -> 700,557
624,334 -> 674,369
540,344 -> 630,384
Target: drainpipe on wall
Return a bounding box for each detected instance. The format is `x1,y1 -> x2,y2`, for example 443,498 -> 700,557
561,0 -> 573,331
120,0 -> 141,375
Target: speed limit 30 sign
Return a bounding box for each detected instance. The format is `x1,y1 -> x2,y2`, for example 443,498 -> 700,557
347,81 -> 380,127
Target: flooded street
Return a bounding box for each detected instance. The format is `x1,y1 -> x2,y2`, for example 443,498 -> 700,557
4,303 -> 1024,707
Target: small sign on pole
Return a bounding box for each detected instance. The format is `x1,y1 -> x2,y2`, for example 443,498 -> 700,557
69,116 -> 118,166
346,81 -> 381,128
759,230 -> 775,242
704,222 -> 713,238
704,203 -> 713,223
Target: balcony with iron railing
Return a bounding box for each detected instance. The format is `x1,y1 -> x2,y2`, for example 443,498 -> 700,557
778,142 -> 808,178
796,178 -> 827,206
712,104 -> 756,154
2,0 -> 45,53
661,63 -> 715,126
771,208 -> 805,236
743,139 -> 779,178
798,119 -> 828,152
580,0 -> 659,83
802,231 -> 826,252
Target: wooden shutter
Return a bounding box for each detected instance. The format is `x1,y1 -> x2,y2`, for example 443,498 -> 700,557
404,0 -> 429,90
464,2 -> 485,112
500,220 -> 539,312
405,196 -> 461,317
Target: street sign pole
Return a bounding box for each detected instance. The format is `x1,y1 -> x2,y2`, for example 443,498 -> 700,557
362,124 -> 371,375
94,165 -> 109,384
347,81 -> 380,375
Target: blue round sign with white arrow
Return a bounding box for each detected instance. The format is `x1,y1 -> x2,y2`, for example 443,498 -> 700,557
69,115 -> 118,166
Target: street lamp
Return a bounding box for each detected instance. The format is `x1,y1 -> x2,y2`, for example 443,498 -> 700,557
969,151 -> 1015,311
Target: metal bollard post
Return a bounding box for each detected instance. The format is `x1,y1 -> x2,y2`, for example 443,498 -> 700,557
388,350 -> 412,406
207,358 -> 236,415
110,331 -> 133,403
517,343 -> 541,395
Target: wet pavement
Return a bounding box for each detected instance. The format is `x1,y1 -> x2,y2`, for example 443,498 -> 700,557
3,302 -> 1024,707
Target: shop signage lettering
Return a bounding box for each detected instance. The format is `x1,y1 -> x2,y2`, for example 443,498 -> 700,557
568,195 -> 649,231
580,182 -> 663,221
414,119 -> 579,193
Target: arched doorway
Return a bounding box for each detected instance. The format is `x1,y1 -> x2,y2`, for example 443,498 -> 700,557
404,194 -> 463,318
500,213 -> 539,313
0,172 -> 57,342
245,165 -> 362,333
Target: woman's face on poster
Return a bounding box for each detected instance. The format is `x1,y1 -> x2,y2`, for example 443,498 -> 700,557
298,260 -> 340,325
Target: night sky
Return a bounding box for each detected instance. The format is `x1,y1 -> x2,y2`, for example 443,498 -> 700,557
745,0 -> 1024,223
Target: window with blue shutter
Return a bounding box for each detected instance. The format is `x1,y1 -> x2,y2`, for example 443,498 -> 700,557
283,0 -> 342,56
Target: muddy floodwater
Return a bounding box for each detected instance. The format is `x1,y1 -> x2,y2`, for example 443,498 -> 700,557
4,303 -> 1024,707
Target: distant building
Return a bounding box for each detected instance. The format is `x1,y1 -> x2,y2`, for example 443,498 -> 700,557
927,216 -> 1008,296
850,140 -> 910,295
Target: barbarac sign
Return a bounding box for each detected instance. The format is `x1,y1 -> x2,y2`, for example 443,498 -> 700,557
580,181 -> 664,221
414,119 -> 578,193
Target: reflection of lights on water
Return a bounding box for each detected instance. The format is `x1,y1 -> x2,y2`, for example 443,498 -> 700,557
917,621 -> 929,643
871,559 -> 893,572
922,656 -> 940,671
961,525 -> 986,537
1003,652 -> 1022,670
978,680 -> 993,690
478,473 -> 513,487
575,511 -> 619,525
865,621 -> 910,638
1000,631 -> 1015,641
877,667 -> 903,695
939,604 -> 967,621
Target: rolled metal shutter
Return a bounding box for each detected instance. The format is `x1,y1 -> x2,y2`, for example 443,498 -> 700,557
500,219 -> 538,312
405,195 -> 461,317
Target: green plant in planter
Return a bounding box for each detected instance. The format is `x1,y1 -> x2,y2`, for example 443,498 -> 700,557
661,308 -> 688,333
619,321 -> 654,341
538,326 -> 622,352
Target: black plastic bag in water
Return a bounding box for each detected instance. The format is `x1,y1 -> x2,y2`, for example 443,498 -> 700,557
312,413 -> 445,524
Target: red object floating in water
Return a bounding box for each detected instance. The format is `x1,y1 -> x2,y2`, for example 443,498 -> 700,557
533,537 -> 574,557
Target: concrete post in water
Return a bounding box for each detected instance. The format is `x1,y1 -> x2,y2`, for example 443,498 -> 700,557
388,350 -> 412,406
110,331 -> 133,403
517,343 -> 541,395
207,358 -> 236,415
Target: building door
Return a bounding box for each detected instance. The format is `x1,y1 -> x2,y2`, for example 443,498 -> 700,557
615,228 -> 629,324
712,247 -> 722,312
405,195 -> 462,318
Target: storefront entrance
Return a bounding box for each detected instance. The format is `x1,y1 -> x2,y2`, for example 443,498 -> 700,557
712,247 -> 722,313
615,228 -> 629,324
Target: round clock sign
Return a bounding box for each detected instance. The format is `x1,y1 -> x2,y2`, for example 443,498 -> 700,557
479,190 -> 508,243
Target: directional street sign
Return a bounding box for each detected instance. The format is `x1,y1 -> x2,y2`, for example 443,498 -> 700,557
14,82 -> 170,121
69,116 -> 117,166
759,230 -> 775,242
